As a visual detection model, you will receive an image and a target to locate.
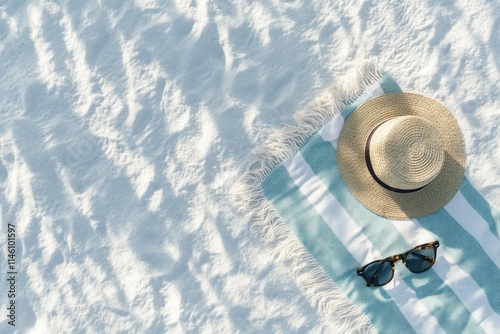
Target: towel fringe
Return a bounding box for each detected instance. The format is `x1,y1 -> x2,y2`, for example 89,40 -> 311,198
233,60 -> 384,334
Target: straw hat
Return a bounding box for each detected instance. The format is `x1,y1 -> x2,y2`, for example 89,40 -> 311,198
337,92 -> 466,219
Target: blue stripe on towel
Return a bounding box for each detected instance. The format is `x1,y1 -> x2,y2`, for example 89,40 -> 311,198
417,210 -> 500,312
459,177 -> 500,237
379,74 -> 403,95
262,165 -> 416,334
298,134 -> 483,333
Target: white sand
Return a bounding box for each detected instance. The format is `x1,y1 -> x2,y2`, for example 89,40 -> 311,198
0,0 -> 498,333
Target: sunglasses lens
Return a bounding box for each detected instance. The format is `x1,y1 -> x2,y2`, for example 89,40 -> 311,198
361,261 -> 393,286
405,246 -> 436,273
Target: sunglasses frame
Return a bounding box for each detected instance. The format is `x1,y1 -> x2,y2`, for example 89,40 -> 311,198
357,241 -> 440,287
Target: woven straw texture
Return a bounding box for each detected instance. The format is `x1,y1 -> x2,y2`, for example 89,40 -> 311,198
369,115 -> 445,190
337,92 -> 466,219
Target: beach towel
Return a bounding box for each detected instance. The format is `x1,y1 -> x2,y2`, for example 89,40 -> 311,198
237,63 -> 500,333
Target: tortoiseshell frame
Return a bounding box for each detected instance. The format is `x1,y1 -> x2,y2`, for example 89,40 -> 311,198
357,241 -> 440,287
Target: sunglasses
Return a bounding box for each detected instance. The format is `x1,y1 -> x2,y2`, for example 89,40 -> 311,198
357,241 -> 439,287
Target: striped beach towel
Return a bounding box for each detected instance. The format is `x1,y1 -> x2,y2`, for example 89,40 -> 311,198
238,64 -> 500,333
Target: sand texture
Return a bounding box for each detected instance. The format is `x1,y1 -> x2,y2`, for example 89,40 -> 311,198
0,0 -> 498,333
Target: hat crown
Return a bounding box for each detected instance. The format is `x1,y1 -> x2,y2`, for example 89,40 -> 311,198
368,116 -> 445,190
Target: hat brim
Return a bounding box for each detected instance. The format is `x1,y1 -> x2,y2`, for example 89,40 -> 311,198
337,92 -> 466,219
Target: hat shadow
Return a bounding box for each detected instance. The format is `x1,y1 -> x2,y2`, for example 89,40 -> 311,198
387,152 -> 465,219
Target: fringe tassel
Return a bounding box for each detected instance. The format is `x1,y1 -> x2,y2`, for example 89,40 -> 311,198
233,60 -> 385,334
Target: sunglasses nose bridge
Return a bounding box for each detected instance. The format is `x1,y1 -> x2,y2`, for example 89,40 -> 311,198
392,254 -> 404,262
